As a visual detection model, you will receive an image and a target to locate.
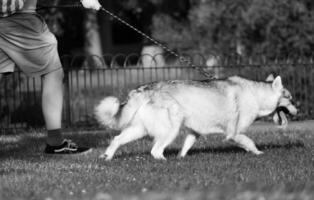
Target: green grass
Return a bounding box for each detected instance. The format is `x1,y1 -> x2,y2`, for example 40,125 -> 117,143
0,122 -> 314,200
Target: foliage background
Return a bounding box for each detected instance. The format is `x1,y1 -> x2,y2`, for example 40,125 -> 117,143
148,0 -> 314,59
36,0 -> 314,60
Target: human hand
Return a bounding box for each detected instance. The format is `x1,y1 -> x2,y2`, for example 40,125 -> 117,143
81,0 -> 101,10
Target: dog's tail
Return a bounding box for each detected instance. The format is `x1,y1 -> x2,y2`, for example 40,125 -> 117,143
95,94 -> 146,130
94,96 -> 122,130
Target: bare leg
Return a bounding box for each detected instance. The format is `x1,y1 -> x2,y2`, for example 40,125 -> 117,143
42,69 -> 64,145
42,68 -> 64,129
232,134 -> 263,155
178,133 -> 198,158
100,124 -> 146,160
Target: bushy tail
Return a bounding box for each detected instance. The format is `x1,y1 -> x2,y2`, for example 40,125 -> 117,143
94,96 -> 121,130
94,94 -> 146,130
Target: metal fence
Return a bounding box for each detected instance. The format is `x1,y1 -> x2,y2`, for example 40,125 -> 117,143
0,54 -> 313,130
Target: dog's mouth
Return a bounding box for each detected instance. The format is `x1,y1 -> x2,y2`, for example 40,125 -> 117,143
273,105 -> 297,128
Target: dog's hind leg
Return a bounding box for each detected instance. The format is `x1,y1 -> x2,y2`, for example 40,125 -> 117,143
178,131 -> 199,158
150,108 -> 183,160
151,124 -> 181,160
100,124 -> 146,160
151,128 -> 180,160
232,134 -> 263,155
151,139 -> 167,160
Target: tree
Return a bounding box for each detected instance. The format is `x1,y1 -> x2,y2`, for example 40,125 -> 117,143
149,0 -> 314,59
83,10 -> 104,68
38,0 -> 103,67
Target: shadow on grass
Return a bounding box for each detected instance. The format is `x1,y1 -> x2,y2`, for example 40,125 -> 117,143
0,129 -> 305,160
0,130 -> 112,159
114,140 -> 305,159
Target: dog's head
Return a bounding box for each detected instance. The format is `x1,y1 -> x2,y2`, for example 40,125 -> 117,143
266,74 -> 297,128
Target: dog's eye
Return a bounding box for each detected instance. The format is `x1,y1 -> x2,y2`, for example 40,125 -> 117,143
286,93 -> 292,100
282,89 -> 292,100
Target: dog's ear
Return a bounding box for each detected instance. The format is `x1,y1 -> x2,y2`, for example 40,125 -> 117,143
266,74 -> 275,82
272,76 -> 283,91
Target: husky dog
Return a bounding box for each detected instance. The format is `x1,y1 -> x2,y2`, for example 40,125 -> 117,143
95,75 -> 297,160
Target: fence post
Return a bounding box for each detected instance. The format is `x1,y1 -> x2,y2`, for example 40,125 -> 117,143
63,68 -> 72,128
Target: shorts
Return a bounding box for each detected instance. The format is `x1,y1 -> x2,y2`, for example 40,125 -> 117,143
0,13 -> 62,77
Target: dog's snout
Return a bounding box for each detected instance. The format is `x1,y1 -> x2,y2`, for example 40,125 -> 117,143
287,104 -> 298,115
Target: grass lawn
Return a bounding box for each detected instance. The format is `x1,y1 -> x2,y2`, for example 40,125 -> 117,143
0,121 -> 314,200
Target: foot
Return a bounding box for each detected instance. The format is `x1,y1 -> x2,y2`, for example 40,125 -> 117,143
177,152 -> 186,159
99,153 -> 113,161
99,147 -> 116,160
252,150 -> 264,155
151,152 -> 166,160
44,139 -> 92,154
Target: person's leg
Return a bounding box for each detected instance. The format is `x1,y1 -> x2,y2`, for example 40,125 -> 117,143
42,68 -> 91,154
42,68 -> 64,146
1,13 -> 91,154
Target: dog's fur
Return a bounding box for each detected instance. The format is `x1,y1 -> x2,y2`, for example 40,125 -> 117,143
95,75 -> 297,160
